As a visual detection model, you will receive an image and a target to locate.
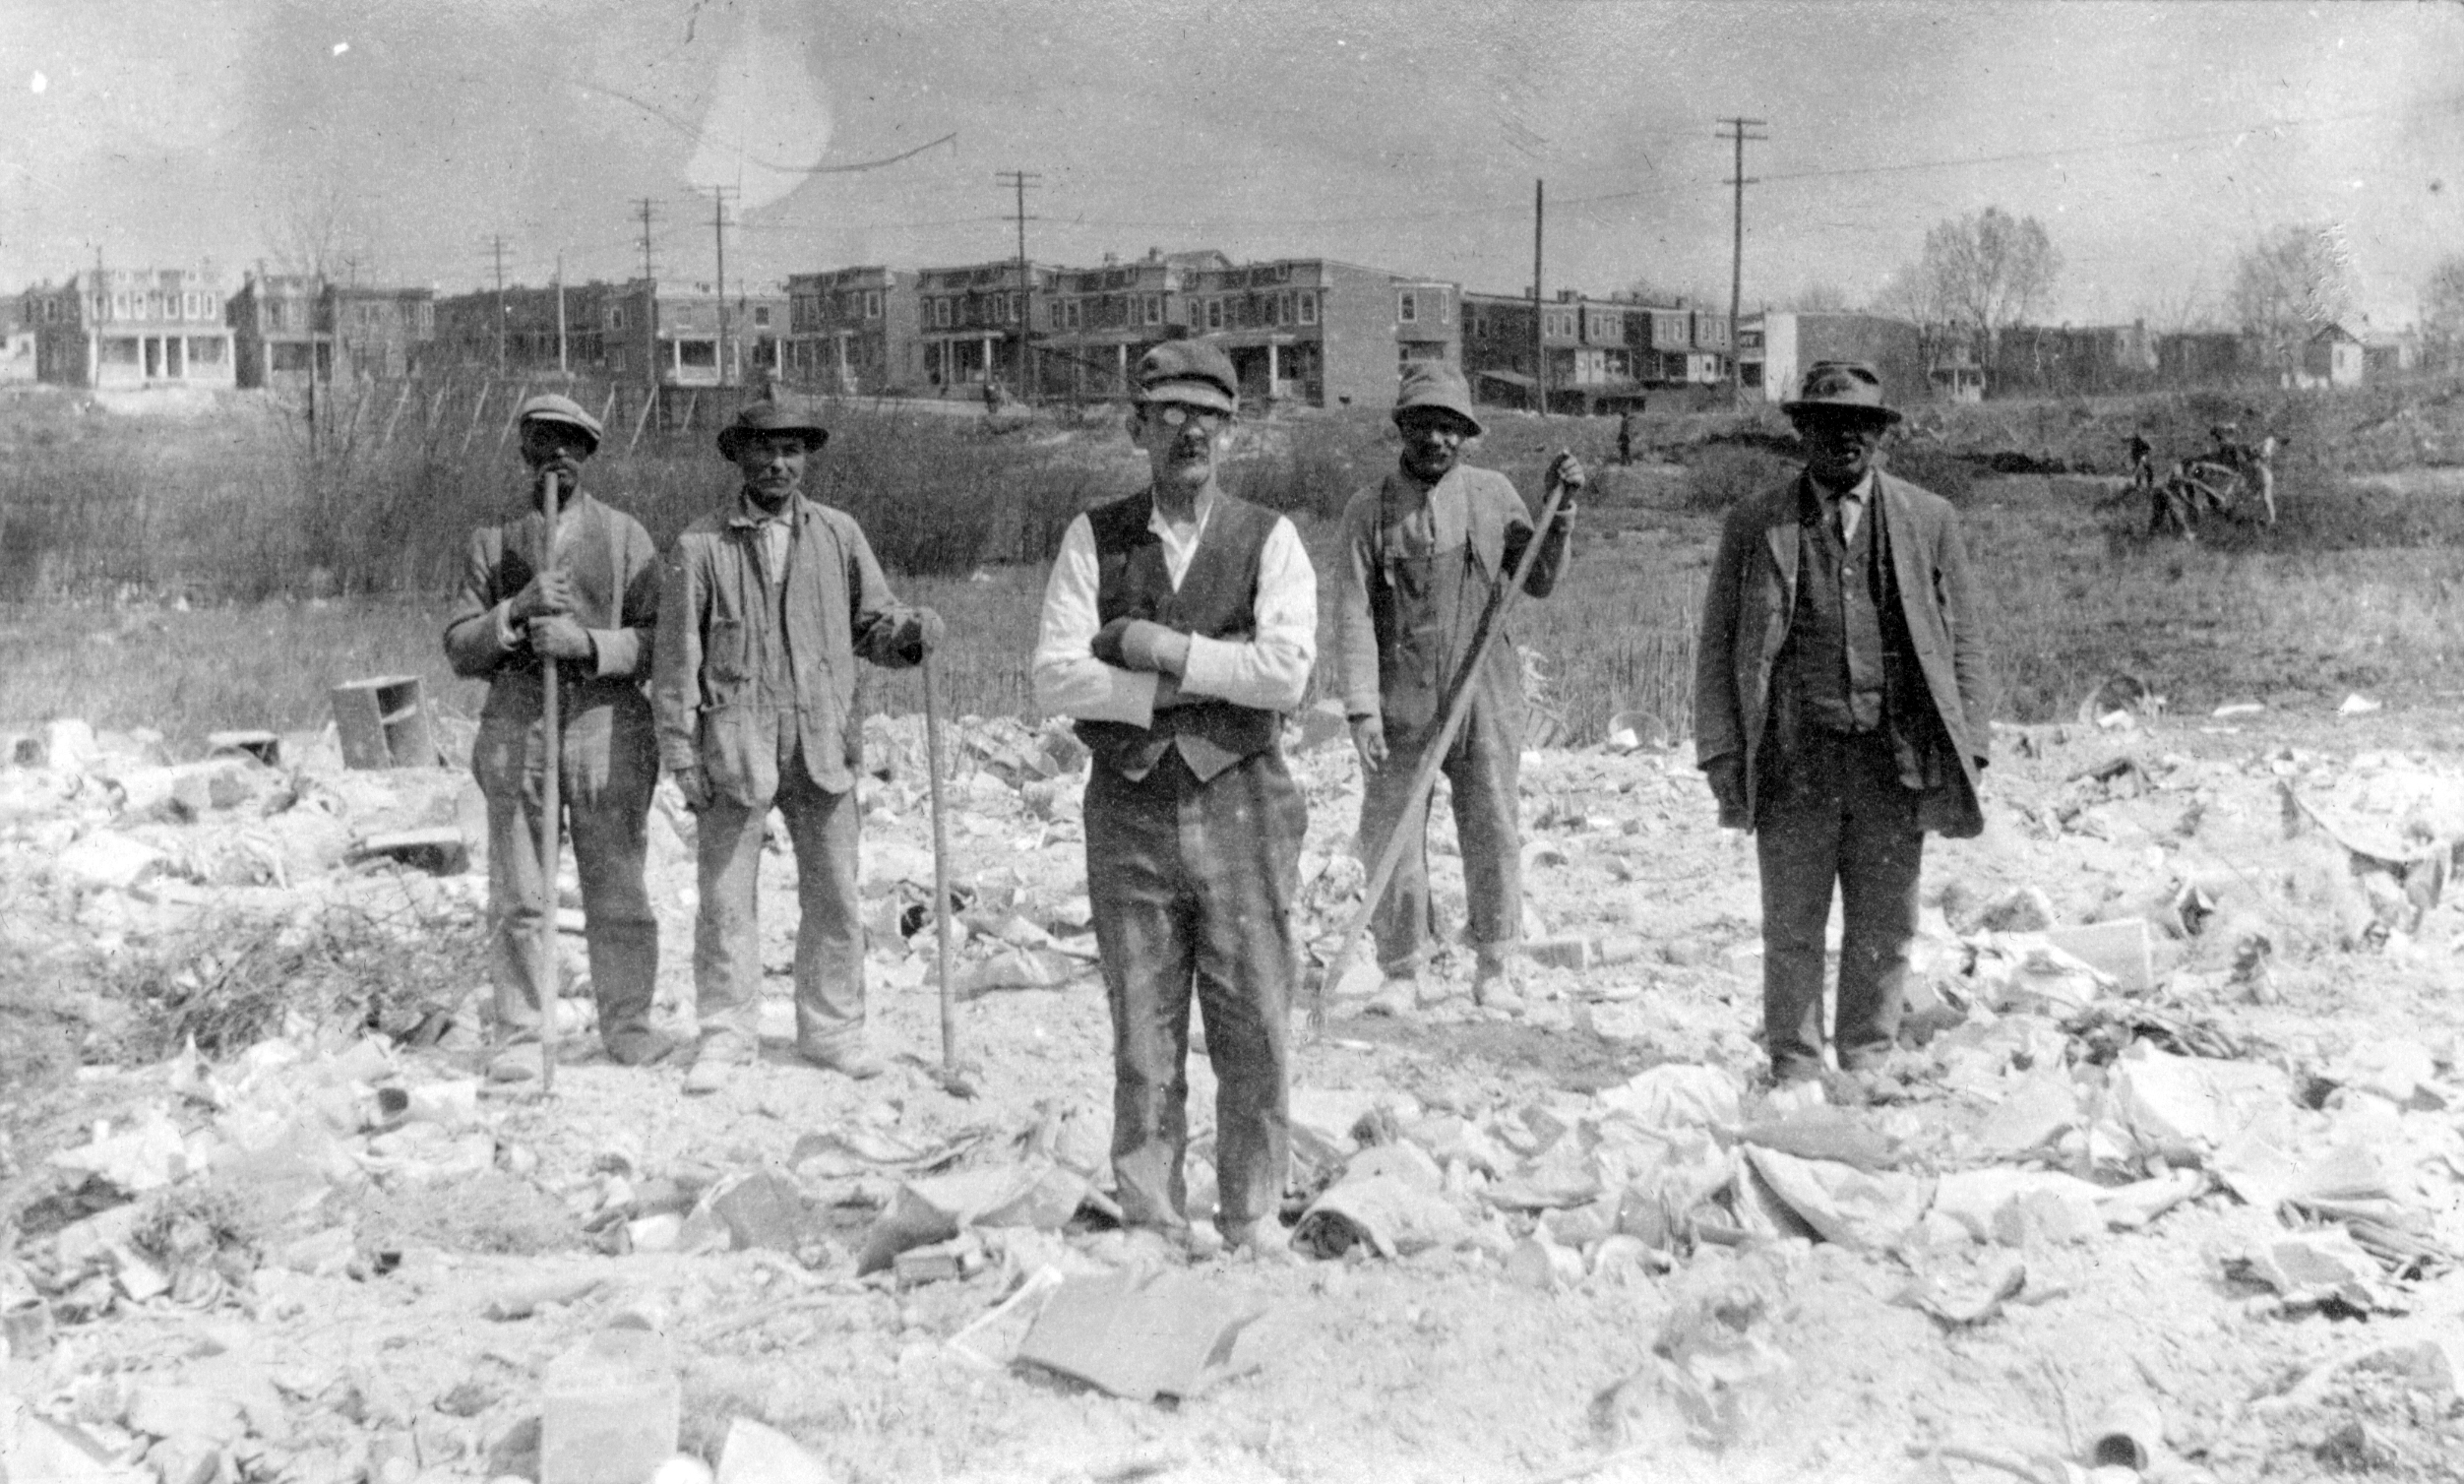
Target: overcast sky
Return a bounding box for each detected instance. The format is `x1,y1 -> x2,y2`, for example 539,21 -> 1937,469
6,0 -> 2460,328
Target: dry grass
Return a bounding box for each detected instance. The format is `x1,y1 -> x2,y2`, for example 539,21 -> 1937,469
12,384 -> 2464,750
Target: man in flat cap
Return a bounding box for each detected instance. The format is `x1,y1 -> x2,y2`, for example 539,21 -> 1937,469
1694,361 -> 1992,1092
653,402 -> 944,1093
1031,342 -> 1316,1258
1333,362 -> 1579,1017
445,393 -> 667,1078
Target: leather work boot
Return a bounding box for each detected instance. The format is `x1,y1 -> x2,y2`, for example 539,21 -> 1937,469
1472,951 -> 1525,1015
603,1024 -> 681,1067
683,1033 -> 757,1095
1366,969 -> 1421,1019
802,1040 -> 886,1082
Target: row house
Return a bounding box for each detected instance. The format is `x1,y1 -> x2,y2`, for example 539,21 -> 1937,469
914,261 -> 1053,394
1463,291 -> 1657,411
1180,257 -> 1458,410
1636,305 -> 1729,385
1033,250 -> 1223,401
23,268 -> 236,390
229,273 -> 437,387
1987,322 -> 2159,398
1743,311 -> 1928,407
782,267 -> 920,395
601,278 -> 784,389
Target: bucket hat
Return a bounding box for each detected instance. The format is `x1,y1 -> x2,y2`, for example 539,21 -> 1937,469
1392,362 -> 1485,438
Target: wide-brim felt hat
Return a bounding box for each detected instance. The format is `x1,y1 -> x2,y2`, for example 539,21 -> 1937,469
516,393 -> 604,455
1781,360 -> 1903,425
716,400 -> 830,458
1392,362 -> 1485,438
1135,341 -> 1239,413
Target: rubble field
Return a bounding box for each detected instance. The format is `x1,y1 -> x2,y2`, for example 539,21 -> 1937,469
9,694 -> 2464,1484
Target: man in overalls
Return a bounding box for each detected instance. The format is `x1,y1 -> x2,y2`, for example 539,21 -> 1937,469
652,402 -> 944,1094
1333,362 -> 1579,1017
444,394 -> 667,1080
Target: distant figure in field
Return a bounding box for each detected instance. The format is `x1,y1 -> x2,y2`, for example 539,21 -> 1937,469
1618,406 -> 1644,465
2250,431 -> 2280,527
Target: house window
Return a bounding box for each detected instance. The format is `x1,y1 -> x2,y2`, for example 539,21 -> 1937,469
678,338 -> 717,368
865,290 -> 882,319
1205,299 -> 1223,331
188,335 -> 225,365
1397,290 -> 1418,323
1299,292 -> 1318,326
753,306 -> 771,329
612,306 -> 627,331
1144,294 -> 1161,326
934,298 -> 952,329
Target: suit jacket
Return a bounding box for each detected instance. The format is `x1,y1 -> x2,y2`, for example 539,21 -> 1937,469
1693,469 -> 1993,837
441,491 -> 659,808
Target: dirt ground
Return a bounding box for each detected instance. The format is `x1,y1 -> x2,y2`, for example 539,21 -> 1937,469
11,691 -> 2464,1484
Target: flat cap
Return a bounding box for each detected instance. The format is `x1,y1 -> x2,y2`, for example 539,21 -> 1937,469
716,400 -> 830,459
1392,361 -> 1485,438
1136,341 -> 1238,413
516,393 -> 604,454
1781,360 -> 1902,425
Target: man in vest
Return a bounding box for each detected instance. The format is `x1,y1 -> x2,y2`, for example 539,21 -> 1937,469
1333,362 -> 1578,1017
1694,361 -> 1992,1093
444,394 -> 667,1080
653,402 -> 944,1095
1030,342 -> 1317,1259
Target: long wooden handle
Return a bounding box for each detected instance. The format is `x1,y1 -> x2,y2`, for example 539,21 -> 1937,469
536,469 -> 561,1095
922,650 -> 959,1075
1310,462 -> 1574,1034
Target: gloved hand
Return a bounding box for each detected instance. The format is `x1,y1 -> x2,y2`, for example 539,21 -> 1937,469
1705,755 -> 1747,824
890,608 -> 945,665
1350,714 -> 1388,772
526,615 -> 594,661
1119,620 -> 1191,676
509,569 -> 575,623
671,766 -> 712,813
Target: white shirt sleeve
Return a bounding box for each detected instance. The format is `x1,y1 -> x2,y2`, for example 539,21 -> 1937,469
1031,514 -> 1160,725
1179,515 -> 1317,712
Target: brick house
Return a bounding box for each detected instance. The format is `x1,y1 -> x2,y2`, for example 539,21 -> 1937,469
783,267 -> 920,395
26,268 -> 236,389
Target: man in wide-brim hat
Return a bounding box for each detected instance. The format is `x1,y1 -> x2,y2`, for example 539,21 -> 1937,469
1694,360 -> 1993,1096
445,394 -> 670,1079
653,400 -> 943,1093
1331,361 -> 1580,1019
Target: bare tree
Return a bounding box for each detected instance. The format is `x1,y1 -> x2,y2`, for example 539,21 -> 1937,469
268,176 -> 376,284
1786,280 -> 1854,313
1872,260 -> 1958,367
1903,207 -> 2062,365
2228,221 -> 2363,377
2422,254 -> 2464,372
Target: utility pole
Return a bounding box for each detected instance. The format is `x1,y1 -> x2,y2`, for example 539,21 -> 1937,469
1531,179 -> 1546,417
995,169 -> 1041,399
633,198 -> 659,390
1718,116 -> 1767,406
484,233 -> 509,376
710,187 -> 736,389
555,251 -> 569,376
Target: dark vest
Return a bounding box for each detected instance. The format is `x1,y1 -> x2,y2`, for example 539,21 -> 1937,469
1775,479 -> 1915,736
1075,491 -> 1284,782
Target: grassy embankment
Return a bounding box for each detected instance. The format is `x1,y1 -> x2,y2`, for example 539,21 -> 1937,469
6,379 -> 2464,755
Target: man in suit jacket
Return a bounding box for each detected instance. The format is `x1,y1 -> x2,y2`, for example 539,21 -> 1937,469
444,394 -> 666,1078
1693,361 -> 1992,1089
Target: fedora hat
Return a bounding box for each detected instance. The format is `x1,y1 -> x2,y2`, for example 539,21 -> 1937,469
1781,360 -> 1902,425
716,401 -> 830,459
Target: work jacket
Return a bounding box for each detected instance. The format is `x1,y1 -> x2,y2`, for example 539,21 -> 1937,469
442,491 -> 659,808
1332,464 -> 1571,736
1694,470 -> 1992,837
651,490 -> 920,807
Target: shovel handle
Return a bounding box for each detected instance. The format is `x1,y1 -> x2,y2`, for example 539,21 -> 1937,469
922,649 -> 960,1075
537,468 -> 561,1095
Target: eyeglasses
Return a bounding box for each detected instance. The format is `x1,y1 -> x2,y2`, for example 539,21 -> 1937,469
1154,405 -> 1227,430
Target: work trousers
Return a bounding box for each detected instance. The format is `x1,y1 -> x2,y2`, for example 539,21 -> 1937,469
692,735 -> 866,1058
1755,728 -> 1923,1080
1361,682 -> 1524,975
480,721 -> 659,1048
1085,746 -> 1305,1237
